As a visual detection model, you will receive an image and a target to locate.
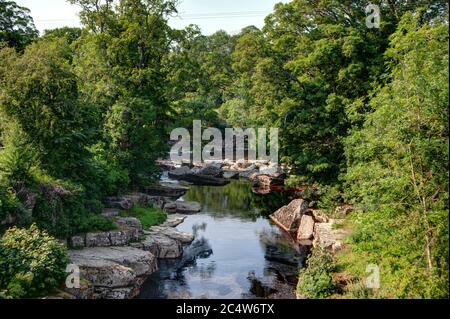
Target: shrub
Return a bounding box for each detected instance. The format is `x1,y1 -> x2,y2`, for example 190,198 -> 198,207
0,186 -> 20,223
0,224 -> 69,298
84,214 -> 117,233
297,248 -> 336,299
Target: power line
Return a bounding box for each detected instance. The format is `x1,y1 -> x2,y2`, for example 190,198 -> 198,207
34,10 -> 272,23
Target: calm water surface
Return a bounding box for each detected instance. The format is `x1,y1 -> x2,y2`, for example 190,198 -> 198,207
138,180 -> 308,299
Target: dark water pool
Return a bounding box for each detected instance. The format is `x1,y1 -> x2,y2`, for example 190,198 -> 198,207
138,180 -> 308,299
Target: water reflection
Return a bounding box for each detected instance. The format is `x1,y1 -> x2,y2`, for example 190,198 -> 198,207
184,179 -> 294,219
138,180 -> 307,299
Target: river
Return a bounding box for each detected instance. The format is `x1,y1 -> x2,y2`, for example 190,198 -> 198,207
138,179 -> 309,299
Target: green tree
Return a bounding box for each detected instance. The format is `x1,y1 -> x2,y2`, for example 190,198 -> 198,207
0,0 -> 38,50
343,13 -> 449,298
0,39 -> 95,181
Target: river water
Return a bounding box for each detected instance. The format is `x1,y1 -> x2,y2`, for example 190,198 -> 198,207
138,179 -> 309,299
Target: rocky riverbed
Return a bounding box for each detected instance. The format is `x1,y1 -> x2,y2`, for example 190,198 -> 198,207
49,160 -> 347,299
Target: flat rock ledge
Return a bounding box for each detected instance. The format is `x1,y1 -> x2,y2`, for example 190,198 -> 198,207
68,247 -> 157,299
132,225 -> 194,259
62,214 -> 194,299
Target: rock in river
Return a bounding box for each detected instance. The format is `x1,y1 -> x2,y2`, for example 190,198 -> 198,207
144,183 -> 189,199
164,201 -> 201,214
169,171 -> 230,186
270,199 -> 310,234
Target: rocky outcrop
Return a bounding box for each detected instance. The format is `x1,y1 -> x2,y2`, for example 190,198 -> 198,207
270,199 -> 350,250
68,247 -> 157,299
68,217 -> 142,249
64,211 -> 194,299
313,219 -> 348,252
270,199 -> 310,234
168,167 -> 231,186
163,201 -> 201,214
144,183 -> 189,199
134,233 -> 183,259
148,226 -> 195,245
134,224 -> 194,259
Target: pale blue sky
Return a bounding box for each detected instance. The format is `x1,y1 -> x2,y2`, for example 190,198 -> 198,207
16,0 -> 288,35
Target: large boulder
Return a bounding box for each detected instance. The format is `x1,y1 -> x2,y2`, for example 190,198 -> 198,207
297,215 -> 315,242
144,183 -> 188,199
270,199 -> 310,234
167,166 -> 191,178
164,201 -> 201,214
169,173 -> 231,186
68,247 -> 158,299
198,165 -> 223,177
136,233 -> 183,259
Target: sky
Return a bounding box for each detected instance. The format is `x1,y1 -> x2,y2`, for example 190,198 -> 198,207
15,0 -> 289,35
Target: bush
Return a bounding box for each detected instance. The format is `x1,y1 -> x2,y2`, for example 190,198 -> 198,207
0,186 -> 20,223
0,224 -> 69,298
84,214 -> 117,233
297,248 -> 336,299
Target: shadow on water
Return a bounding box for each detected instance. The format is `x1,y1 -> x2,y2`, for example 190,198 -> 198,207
138,180 -> 309,299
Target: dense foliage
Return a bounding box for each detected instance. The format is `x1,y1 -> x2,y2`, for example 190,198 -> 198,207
0,0 -> 448,298
0,224 -> 69,298
297,248 -> 336,299
339,13 -> 449,298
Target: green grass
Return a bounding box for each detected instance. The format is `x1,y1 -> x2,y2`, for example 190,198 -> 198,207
332,220 -> 350,230
119,205 -> 167,230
